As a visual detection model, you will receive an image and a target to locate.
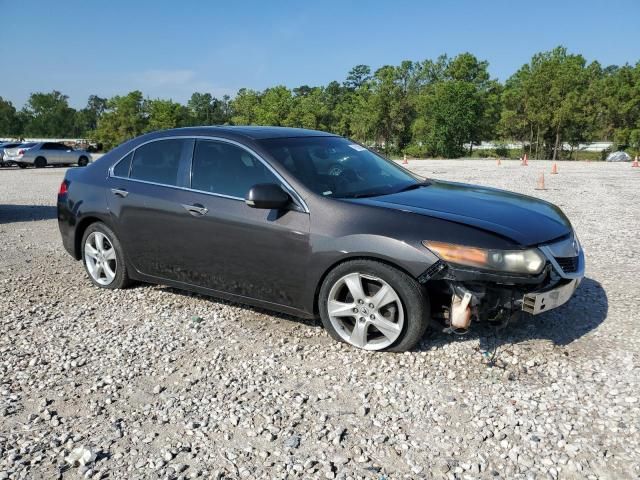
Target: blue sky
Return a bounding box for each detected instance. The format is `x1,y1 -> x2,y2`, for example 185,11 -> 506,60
1,0 -> 639,108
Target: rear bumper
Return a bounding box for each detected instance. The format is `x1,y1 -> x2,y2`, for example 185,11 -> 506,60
57,196 -> 77,258
4,156 -> 25,163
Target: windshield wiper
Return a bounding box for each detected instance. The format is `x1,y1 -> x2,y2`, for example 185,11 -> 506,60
393,180 -> 431,194
339,180 -> 430,199
341,191 -> 385,199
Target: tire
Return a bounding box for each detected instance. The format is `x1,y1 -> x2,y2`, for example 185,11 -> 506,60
81,222 -> 131,289
34,157 -> 47,168
318,259 -> 430,352
78,156 -> 89,167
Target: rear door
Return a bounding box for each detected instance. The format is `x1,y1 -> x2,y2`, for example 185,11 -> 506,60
106,138 -> 194,279
40,143 -> 60,164
176,139 -> 311,308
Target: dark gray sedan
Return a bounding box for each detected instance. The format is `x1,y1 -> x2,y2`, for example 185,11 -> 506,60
57,127 -> 584,352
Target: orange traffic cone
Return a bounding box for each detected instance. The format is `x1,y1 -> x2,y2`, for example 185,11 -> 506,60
497,158 -> 501,166
633,156 -> 639,168
403,154 -> 408,165
535,172 -> 546,190
551,163 -> 558,174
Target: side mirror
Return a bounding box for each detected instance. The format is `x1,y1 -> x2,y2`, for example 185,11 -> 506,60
245,183 -> 290,209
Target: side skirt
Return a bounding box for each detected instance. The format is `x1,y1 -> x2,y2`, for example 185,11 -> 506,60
128,269 -> 315,320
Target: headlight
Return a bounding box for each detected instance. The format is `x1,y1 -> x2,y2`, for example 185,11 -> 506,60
423,241 -> 546,274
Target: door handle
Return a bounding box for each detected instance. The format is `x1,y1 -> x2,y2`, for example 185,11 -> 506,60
182,204 -> 208,216
111,188 -> 129,198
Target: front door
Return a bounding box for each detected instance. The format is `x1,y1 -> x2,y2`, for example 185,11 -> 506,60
176,139 -> 311,309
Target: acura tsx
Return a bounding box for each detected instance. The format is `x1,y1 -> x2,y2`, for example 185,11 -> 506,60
57,126 -> 584,351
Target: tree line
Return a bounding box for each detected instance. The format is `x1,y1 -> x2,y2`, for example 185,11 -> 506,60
0,46 -> 638,159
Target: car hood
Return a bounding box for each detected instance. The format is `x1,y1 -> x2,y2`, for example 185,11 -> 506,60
350,180 -> 572,246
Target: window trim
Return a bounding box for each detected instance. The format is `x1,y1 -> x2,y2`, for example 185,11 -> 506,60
108,135 -> 309,213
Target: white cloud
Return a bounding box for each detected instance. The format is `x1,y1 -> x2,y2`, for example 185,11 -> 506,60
126,69 -> 236,101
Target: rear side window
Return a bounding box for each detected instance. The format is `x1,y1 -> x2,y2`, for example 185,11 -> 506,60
113,152 -> 133,177
130,139 -> 189,186
191,140 -> 277,198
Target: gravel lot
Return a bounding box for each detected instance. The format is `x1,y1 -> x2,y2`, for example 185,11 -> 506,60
1,160 -> 639,479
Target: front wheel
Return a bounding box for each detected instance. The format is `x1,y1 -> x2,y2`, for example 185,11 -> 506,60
78,156 -> 89,167
318,260 -> 430,352
81,222 -> 131,289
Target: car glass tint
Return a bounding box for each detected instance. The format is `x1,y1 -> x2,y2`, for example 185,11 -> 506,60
113,152 -> 133,177
130,139 -> 185,186
191,140 -> 277,198
259,136 -> 421,199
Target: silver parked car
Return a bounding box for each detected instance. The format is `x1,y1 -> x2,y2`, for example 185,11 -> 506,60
4,142 -> 91,168
0,142 -> 24,166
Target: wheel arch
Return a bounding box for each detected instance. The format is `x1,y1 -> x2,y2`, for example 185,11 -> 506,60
312,254 -> 423,317
73,215 -> 115,259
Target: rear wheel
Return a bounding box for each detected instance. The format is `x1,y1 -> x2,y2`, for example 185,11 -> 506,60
81,222 -> 131,289
34,157 -> 47,168
319,260 -> 429,352
78,156 -> 89,167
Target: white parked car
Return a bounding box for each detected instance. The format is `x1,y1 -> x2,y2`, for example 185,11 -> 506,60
3,142 -> 91,168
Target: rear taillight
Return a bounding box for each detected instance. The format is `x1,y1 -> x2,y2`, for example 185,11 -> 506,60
18,149 -> 25,155
58,180 -> 68,196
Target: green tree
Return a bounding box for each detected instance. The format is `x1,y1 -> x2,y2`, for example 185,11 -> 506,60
254,86 -> 292,126
592,62 -> 640,152
344,65 -> 371,90
286,87 -> 330,130
74,95 -> 107,137
187,92 -> 231,125
500,47 -> 593,159
93,91 -> 148,149
230,88 -> 261,125
22,91 -> 76,137
146,99 -> 190,131
414,80 -> 481,158
0,97 -> 21,136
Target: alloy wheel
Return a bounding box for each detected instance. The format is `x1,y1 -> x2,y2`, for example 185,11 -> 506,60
327,272 -> 404,350
84,231 -> 117,286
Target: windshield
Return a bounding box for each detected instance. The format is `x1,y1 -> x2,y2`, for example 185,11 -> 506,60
259,136 -> 423,198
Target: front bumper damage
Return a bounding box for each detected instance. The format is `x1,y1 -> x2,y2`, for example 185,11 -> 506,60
420,235 -> 585,334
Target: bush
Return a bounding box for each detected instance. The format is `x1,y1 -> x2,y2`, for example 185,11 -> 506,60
494,144 -> 509,158
403,144 -> 432,158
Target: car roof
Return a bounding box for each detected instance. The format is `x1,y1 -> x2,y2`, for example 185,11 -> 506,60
168,125 -> 338,140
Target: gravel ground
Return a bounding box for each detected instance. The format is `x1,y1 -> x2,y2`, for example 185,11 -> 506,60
0,160 -> 639,480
